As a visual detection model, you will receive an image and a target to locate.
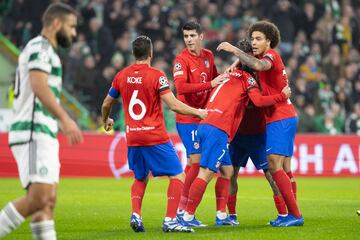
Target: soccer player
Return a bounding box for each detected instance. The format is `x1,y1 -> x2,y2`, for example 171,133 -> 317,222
0,3 -> 83,239
217,20 -> 304,227
180,62 -> 291,227
173,21 -> 225,222
227,39 -> 285,226
101,35 -> 208,233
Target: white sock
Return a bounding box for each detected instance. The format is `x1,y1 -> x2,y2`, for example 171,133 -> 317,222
30,220 -> 56,240
0,202 -> 25,237
183,212 -> 194,221
216,211 -> 227,220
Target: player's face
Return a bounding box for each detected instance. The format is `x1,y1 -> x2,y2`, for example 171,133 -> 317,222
56,14 -> 77,48
250,31 -> 270,56
183,29 -> 203,54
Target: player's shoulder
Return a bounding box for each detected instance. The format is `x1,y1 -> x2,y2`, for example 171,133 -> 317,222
148,66 -> 165,77
263,49 -> 279,61
229,69 -> 245,78
202,48 -> 214,57
26,36 -> 53,53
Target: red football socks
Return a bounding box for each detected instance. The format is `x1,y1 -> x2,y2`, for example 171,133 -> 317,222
273,194 -> 288,215
185,177 -> 208,215
227,193 -> 237,215
215,177 -> 230,212
184,165 -> 191,174
131,180 -> 147,216
272,170 -> 301,218
166,178 -> 184,218
286,171 -> 297,200
178,163 -> 200,210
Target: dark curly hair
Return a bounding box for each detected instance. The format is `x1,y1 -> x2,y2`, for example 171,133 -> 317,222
236,39 -> 252,54
248,20 -> 281,49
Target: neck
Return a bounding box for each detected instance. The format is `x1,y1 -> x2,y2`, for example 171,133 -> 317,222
41,27 -> 58,49
189,48 -> 201,56
135,58 -> 151,65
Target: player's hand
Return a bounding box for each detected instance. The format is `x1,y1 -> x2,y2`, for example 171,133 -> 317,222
216,42 -> 236,53
197,109 -> 208,120
281,85 -> 291,98
225,59 -> 240,73
61,117 -> 83,145
103,118 -> 114,131
211,73 -> 229,87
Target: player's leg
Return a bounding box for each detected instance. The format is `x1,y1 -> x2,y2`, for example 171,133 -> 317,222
176,124 -> 201,214
128,146 -> 148,232
228,166 -> 240,217
266,118 -> 303,226
215,164 -> 234,226
283,157 -> 297,200
143,142 -> 193,232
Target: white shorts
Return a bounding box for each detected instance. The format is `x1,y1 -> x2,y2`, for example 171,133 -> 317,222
10,139 -> 60,188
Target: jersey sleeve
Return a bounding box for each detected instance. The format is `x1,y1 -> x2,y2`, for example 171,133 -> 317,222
243,72 -> 260,92
173,57 -> 212,94
247,88 -> 287,107
28,46 -> 52,73
261,50 -> 275,69
109,72 -> 121,99
156,71 -> 171,95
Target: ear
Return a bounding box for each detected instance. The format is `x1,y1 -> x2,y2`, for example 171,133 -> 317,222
53,17 -> 62,31
266,39 -> 271,47
199,33 -> 204,41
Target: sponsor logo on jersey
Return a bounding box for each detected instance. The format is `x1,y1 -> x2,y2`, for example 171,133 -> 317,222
247,77 -> 256,85
127,76 -> 142,84
174,63 -> 182,70
173,71 -> 183,77
200,72 -> 208,83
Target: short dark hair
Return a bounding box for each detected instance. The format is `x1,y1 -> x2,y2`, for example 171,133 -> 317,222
182,21 -> 202,34
248,21 -> 281,49
132,35 -> 152,60
42,3 -> 77,26
236,39 -> 252,54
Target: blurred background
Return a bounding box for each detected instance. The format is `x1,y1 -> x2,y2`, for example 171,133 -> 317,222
0,0 -> 359,134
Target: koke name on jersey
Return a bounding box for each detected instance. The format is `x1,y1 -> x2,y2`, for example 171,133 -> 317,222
127,76 -> 142,84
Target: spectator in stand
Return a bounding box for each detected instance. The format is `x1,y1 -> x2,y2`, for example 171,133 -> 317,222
345,103 -> 360,135
297,104 -> 316,133
322,44 -> 344,88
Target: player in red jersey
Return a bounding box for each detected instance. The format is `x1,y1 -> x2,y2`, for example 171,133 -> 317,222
101,36 -> 208,233
173,21 -> 226,220
217,20 -> 304,227
180,65 -> 291,227
226,39 -> 285,225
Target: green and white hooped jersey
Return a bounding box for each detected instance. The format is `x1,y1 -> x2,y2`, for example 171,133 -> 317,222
9,35 -> 62,146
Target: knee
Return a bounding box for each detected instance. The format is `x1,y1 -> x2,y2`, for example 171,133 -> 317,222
220,166 -> 234,180
173,172 -> 185,182
28,193 -> 56,212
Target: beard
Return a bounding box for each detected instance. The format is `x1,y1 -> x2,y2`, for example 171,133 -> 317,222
56,28 -> 72,48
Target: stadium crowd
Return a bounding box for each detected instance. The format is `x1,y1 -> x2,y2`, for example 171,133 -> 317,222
1,0 -> 360,134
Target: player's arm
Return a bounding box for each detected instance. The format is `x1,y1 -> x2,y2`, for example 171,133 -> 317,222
29,70 -> 82,145
175,74 -> 227,94
161,91 -> 207,120
217,42 -> 271,71
248,85 -> 291,107
101,87 -> 119,131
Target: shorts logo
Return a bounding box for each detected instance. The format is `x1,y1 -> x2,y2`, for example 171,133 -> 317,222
215,161 -> 221,169
159,76 -> 169,86
193,142 -> 199,150
39,166 -> 48,176
174,63 -> 181,71
247,77 -> 256,85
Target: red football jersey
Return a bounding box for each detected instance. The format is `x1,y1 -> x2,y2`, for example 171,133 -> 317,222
111,64 -> 171,146
258,49 -> 297,123
237,103 -> 266,135
173,48 -> 218,123
201,70 -> 259,142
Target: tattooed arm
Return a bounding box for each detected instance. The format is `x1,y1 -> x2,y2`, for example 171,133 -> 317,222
217,42 -> 271,71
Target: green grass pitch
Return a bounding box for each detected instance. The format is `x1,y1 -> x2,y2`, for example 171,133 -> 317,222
1,177 -> 359,240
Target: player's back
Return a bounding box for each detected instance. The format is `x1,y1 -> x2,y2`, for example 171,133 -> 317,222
202,69 -> 259,141
114,63 -> 170,146
237,103 -> 266,135
258,49 -> 296,123
173,48 -> 218,123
